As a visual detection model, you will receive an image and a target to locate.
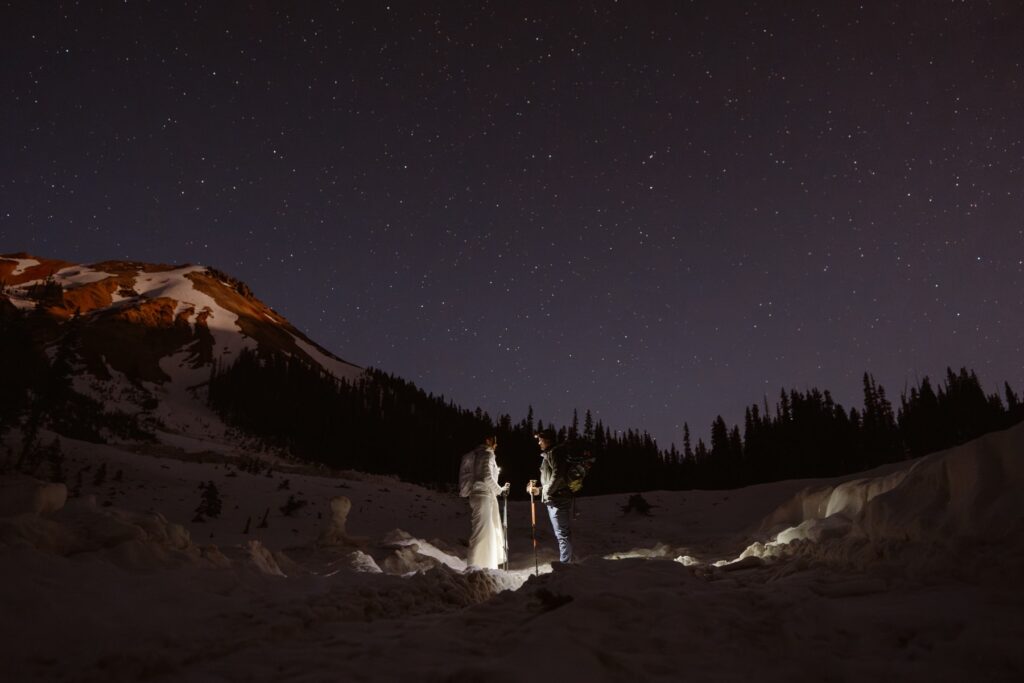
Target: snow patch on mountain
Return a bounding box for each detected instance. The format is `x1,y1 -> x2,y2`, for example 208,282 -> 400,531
292,334 -> 363,382
51,265 -> 115,287
13,263 -> 115,290
7,296 -> 35,311
132,265 -> 249,357
7,257 -> 39,276
152,349 -> 236,442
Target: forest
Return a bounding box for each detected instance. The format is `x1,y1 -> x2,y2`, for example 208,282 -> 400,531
207,346 -> 1024,495
3,299 -> 1021,494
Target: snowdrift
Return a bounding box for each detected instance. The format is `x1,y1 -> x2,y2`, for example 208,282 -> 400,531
0,483 -> 207,572
740,420 -> 1024,577
0,467 -> 524,606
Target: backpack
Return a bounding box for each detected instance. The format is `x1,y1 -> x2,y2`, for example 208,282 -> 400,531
457,447 -> 478,497
564,441 -> 596,493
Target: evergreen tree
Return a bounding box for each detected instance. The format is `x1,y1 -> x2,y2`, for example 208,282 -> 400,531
93,462 -> 108,486
45,438 -> 65,483
0,306 -> 48,434
694,439 -> 709,466
194,481 -> 223,521
280,494 -> 307,516
1005,382 -> 1020,416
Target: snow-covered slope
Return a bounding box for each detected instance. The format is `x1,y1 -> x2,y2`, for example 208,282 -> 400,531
0,253 -> 362,446
1,421 -> 1022,681
738,421 -> 1024,580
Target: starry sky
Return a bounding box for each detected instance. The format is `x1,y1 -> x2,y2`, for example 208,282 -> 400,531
2,1 -> 1023,448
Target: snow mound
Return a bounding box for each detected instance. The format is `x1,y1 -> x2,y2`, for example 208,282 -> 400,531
0,477 -> 203,570
318,496 -> 361,547
739,421 -> 1024,576
350,564 -> 524,620
246,539 -> 288,577
341,549 -> 383,573
0,476 -> 68,516
381,528 -> 468,574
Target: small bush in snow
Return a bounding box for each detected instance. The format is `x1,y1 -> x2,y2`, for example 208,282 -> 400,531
279,494 -> 307,517
93,463 -> 108,487
193,481 -> 223,521
621,493 -> 654,516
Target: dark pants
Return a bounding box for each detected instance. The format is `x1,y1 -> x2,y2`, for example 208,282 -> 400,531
545,498 -> 573,563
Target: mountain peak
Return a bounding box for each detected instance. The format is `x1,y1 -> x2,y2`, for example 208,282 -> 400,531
1,254 -> 361,439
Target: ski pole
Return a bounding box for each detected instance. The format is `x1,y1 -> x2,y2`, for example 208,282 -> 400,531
501,489 -> 509,571
529,480 -> 539,576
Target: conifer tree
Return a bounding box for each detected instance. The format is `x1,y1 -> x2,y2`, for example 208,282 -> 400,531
46,438 -> 65,483
194,481 -> 223,521
280,494 -> 307,517
692,440 -> 708,466
93,462 -> 108,487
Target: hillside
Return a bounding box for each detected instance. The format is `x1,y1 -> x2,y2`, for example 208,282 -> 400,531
0,253 -> 361,447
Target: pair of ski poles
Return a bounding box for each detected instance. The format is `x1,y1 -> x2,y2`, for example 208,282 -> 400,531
501,481 -> 541,576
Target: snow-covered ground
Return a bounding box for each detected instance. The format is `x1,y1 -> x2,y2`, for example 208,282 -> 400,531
2,422 -> 1022,682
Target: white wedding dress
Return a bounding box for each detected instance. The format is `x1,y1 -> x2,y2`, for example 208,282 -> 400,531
459,445 -> 506,569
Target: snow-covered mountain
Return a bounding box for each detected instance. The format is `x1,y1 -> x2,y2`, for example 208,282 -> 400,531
1,253 -> 362,445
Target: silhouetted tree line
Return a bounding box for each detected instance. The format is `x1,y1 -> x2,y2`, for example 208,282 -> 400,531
207,347 -> 664,494
208,348 -> 1023,494
669,370 -> 1024,489
4,295 -> 1021,492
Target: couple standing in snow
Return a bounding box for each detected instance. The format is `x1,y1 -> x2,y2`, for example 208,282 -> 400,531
458,429 -> 573,570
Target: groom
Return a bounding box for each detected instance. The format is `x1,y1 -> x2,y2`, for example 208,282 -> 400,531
526,428 -> 573,564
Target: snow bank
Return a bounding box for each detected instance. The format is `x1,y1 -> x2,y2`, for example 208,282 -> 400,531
0,477 -> 200,570
246,539 -> 288,577
381,528 -> 470,574
0,476 -> 67,516
739,421 -> 1024,576
338,549 -> 383,573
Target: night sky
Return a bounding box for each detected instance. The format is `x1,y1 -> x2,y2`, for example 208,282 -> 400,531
2,2 -> 1022,448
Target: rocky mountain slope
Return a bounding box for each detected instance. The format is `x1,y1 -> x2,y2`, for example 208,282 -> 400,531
1,253 -> 362,446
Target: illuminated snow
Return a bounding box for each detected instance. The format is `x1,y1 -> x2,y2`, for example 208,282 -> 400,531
2,399 -> 1022,681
